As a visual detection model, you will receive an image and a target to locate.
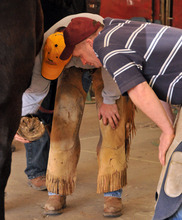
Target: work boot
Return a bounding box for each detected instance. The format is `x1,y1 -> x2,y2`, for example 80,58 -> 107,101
44,195 -> 66,215
103,197 -> 122,217
28,176 -> 47,191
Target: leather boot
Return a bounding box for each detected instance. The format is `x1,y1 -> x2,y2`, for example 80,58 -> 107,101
44,195 -> 66,215
28,176 -> 46,191
103,197 -> 122,217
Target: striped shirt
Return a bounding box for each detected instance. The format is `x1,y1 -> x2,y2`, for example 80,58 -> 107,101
93,17 -> 182,105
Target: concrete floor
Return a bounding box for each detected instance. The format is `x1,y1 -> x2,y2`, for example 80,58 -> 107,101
5,103 -> 162,220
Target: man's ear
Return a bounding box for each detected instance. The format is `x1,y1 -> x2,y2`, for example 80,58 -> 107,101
86,38 -> 93,47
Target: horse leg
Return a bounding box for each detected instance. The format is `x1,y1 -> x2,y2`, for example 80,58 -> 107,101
0,97 -> 22,220
0,145 -> 11,220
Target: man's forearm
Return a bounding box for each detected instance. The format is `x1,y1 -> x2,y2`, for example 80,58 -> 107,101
127,81 -> 174,134
127,81 -> 174,165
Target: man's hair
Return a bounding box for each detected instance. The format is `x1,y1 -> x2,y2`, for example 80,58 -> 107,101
89,24 -> 104,39
55,26 -> 66,32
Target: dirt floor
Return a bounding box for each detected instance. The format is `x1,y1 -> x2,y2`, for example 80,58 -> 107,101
5,103 -> 162,220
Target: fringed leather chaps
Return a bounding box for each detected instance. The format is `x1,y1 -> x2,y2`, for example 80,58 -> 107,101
46,67 -> 135,195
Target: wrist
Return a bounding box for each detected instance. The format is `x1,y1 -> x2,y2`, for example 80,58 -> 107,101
164,125 -> 175,135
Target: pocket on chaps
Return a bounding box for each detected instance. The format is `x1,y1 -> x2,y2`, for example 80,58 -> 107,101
164,151 -> 182,198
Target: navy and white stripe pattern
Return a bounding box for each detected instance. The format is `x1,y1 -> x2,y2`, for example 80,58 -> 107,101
144,26 -> 169,61
93,17 -> 182,104
103,49 -> 135,67
104,20 -> 130,47
125,23 -> 149,49
149,36 -> 182,86
167,72 -> 182,103
113,62 -> 143,80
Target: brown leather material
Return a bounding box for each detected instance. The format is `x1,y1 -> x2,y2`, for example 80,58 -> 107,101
92,69 -> 135,193
103,197 -> 122,217
46,67 -> 135,195
44,195 -> 66,215
164,151 -> 182,197
46,67 -> 86,195
28,176 -> 46,191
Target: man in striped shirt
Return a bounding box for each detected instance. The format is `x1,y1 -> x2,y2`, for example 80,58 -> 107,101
60,17 -> 182,219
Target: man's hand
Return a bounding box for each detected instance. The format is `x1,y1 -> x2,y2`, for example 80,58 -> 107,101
14,133 -> 30,143
158,131 -> 175,166
98,103 -> 120,129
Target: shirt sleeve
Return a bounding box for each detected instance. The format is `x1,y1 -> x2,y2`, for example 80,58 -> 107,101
97,46 -> 146,95
21,54 -> 50,116
101,67 -> 121,104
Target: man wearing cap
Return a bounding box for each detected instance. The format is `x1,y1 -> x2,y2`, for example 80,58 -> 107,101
60,17 -> 182,219
15,13 -> 135,217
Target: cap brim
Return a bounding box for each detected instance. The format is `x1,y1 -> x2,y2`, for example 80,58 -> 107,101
60,45 -> 74,60
41,56 -> 72,80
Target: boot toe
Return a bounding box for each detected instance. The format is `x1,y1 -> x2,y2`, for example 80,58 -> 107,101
44,195 -> 66,216
103,197 -> 122,217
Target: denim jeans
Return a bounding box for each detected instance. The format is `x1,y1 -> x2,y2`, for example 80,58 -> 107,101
104,189 -> 122,198
49,189 -> 123,197
82,69 -> 92,93
24,130 -> 50,179
168,204 -> 182,220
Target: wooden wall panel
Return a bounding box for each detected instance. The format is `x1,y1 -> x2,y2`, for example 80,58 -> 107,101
172,0 -> 182,28
100,0 -> 153,21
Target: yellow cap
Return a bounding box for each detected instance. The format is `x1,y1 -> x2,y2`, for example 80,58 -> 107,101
41,32 -> 72,80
